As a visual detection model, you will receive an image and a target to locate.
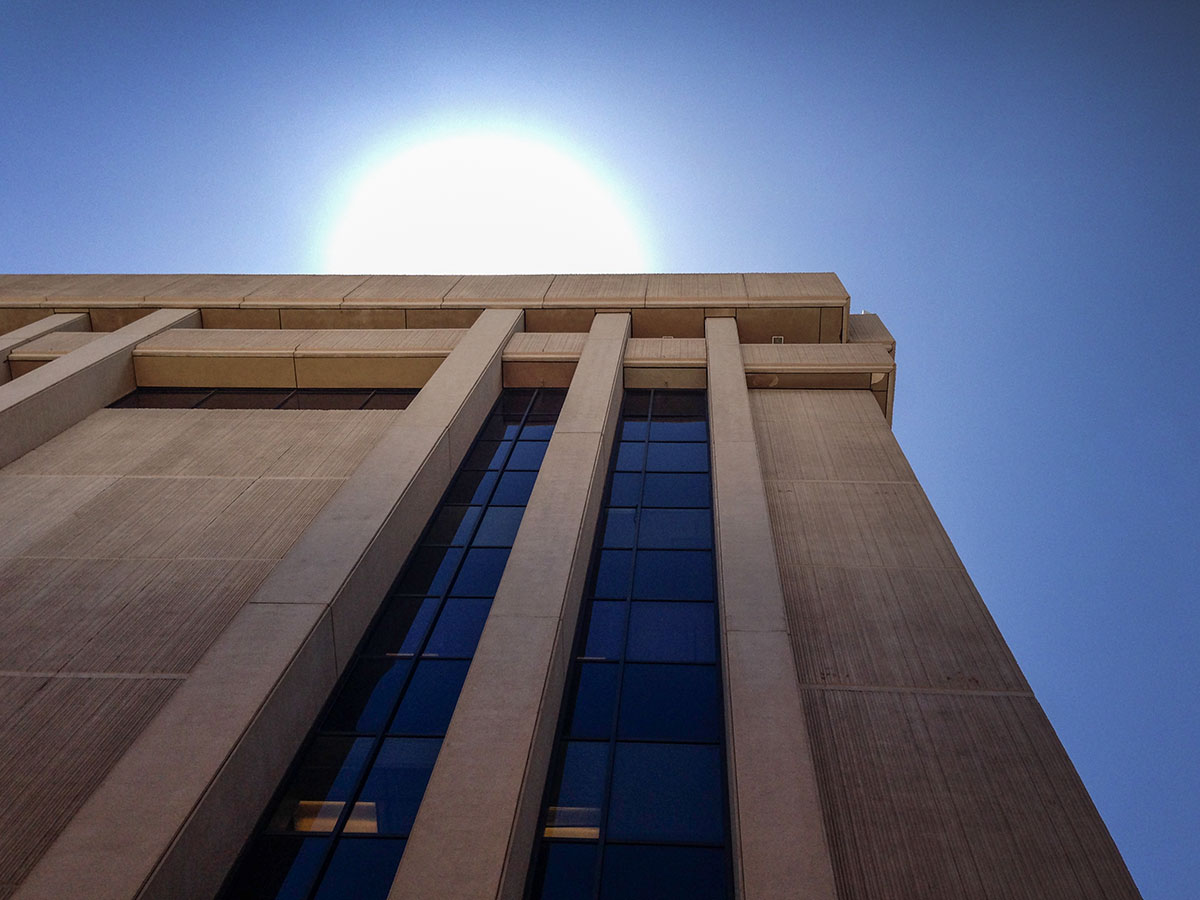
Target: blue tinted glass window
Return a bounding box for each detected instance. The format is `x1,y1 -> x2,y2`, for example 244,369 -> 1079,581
646,442 -> 709,473
621,392 -> 651,416
445,470 -> 498,505
473,506 -> 524,547
227,390 -> 563,897
637,509 -> 712,549
566,663 -> 618,739
532,842 -> 598,900
520,417 -> 557,440
531,391 -> 565,415
530,390 -> 728,900
394,547 -> 462,596
633,551 -> 714,601
626,602 -> 716,663
426,506 -> 481,546
348,738 -> 441,835
592,550 -> 633,599
651,392 -> 705,416
462,440 -> 512,470
607,473 -> 642,507
268,737 -> 373,833
614,442 -> 645,471
478,414 -> 521,440
620,419 -> 649,440
449,548 -> 510,596
491,470 -> 537,505
364,597 -> 438,657
389,660 -> 471,736
599,845 -> 727,900
601,509 -> 636,548
323,659 -> 413,733
583,601 -> 627,661
641,473 -> 710,508
223,835 -> 330,900
423,598 -> 490,658
508,440 -> 550,470
543,741 -> 609,839
311,838 -> 406,900
607,743 -> 724,844
618,664 -> 721,742
648,417 -> 707,441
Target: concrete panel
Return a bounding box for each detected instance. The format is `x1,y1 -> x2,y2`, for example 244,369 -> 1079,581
848,312 -> 896,354
444,274 -> 552,305
295,355 -> 444,388
705,316 -> 837,900
503,360 -> 578,387
407,307 -> 482,329
743,272 -> 849,303
144,274 -> 275,307
86,308 -> 157,331
9,311 -> 520,900
545,273 -> 647,307
43,274 -> 186,305
280,307 -> 407,329
244,274 -> 369,305
200,307 -> 282,329
623,365 -> 707,389
646,272 -> 747,306
0,308 -> 200,468
631,306 -> 706,337
524,308 -> 596,332
0,308 -> 54,335
344,274 -> 461,303
735,306 -> 821,343
13,602 -> 334,900
0,676 -> 180,895
0,314 -> 89,384
390,313 -> 627,900
801,690 -> 1142,900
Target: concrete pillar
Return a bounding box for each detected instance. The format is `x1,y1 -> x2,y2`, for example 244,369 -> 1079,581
14,309 -> 523,900
705,317 -> 838,900
389,313 -> 630,900
0,307 -> 199,466
0,312 -> 90,384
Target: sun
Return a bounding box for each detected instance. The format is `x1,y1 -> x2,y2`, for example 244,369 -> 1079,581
323,133 -> 650,274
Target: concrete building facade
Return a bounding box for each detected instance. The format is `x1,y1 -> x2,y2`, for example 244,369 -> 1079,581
0,273 -> 1140,899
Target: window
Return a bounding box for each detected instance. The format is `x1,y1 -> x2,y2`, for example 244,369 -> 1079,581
528,390 -> 732,900
221,389 -> 564,900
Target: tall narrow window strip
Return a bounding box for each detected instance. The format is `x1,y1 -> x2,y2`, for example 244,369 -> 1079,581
221,388 -> 564,900
529,389 -> 733,900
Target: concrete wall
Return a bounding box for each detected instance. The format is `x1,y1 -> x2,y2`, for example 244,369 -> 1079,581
751,389 -> 1141,900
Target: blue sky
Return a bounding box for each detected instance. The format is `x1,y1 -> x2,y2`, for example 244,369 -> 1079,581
2,1 -> 1197,895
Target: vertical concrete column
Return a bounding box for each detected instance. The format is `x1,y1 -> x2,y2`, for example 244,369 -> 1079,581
14,309 -> 523,900
0,312 -> 90,383
705,317 -> 838,900
0,307 -> 199,466
389,313 -> 630,900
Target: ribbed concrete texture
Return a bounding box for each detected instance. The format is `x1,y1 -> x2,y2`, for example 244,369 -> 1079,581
0,406 -> 402,900
0,307 -> 200,467
13,309 -> 523,900
389,313 -> 629,900
750,389 -> 1141,900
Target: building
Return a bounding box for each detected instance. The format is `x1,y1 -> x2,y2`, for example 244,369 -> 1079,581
0,273 -> 1140,900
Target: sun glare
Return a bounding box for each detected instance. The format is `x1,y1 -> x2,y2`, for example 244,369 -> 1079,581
323,134 -> 649,274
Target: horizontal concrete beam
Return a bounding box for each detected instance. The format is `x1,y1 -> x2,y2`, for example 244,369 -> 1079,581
0,312 -> 89,384
0,308 -> 199,467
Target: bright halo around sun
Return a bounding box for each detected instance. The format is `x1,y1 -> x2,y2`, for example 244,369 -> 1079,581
324,134 -> 650,274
